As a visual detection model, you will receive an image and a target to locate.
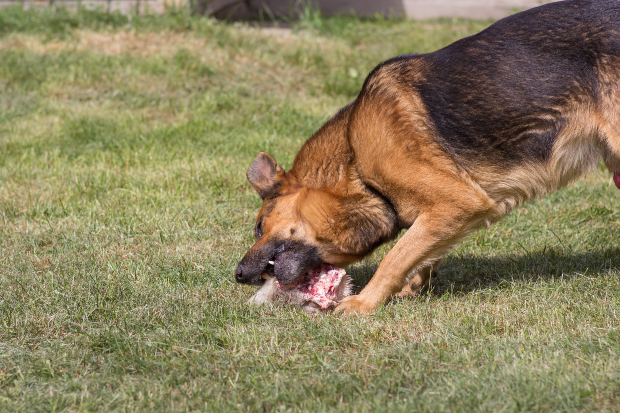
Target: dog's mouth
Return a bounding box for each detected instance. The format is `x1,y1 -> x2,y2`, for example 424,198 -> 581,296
260,255 -> 328,287
258,259 -> 277,283
259,258 -> 310,286
236,239 -> 324,286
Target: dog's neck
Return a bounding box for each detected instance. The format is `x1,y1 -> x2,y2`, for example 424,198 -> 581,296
290,104 -> 355,189
291,104 -> 401,257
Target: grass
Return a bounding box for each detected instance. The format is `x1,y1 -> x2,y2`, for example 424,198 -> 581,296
1,5 -> 619,412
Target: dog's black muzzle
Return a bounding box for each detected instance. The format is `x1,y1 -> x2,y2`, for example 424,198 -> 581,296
234,239 -> 322,286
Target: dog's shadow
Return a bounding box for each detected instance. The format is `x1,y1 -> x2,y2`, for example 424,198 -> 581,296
346,247 -> 620,297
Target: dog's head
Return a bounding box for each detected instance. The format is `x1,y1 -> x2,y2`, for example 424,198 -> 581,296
235,152 -> 398,286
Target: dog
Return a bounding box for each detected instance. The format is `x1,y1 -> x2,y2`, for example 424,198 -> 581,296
234,0 -> 620,314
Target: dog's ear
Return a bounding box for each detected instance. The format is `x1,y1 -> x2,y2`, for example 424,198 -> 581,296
247,152 -> 288,199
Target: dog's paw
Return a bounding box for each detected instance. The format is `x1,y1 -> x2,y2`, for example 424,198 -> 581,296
335,295 -> 376,315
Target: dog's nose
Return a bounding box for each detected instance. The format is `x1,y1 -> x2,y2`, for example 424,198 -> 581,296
235,264 -> 250,284
234,266 -> 244,283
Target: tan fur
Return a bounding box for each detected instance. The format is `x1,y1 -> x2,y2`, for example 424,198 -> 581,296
470,105 -> 605,216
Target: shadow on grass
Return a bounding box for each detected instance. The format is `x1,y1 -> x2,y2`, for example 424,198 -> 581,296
347,247 -> 620,296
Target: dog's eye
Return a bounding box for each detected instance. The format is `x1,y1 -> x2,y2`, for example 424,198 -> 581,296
255,217 -> 264,239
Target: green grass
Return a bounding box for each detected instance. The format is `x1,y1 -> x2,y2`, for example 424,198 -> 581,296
1,5 -> 620,412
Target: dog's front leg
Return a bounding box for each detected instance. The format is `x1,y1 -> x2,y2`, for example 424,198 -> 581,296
336,203 -> 492,315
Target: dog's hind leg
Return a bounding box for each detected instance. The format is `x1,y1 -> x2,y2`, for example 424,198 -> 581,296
602,143 -> 620,188
596,57 -> 620,185
600,116 -> 620,188
599,115 -> 620,178
395,261 -> 440,298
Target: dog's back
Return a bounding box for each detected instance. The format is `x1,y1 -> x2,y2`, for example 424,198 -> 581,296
419,0 -> 620,166
350,0 -> 620,215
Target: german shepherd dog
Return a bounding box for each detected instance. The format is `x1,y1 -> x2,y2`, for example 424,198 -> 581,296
235,0 -> 620,314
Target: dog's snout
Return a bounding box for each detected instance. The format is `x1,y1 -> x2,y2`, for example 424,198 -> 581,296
234,260 -> 265,286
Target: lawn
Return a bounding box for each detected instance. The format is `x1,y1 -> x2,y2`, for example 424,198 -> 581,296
1,5 -> 619,412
